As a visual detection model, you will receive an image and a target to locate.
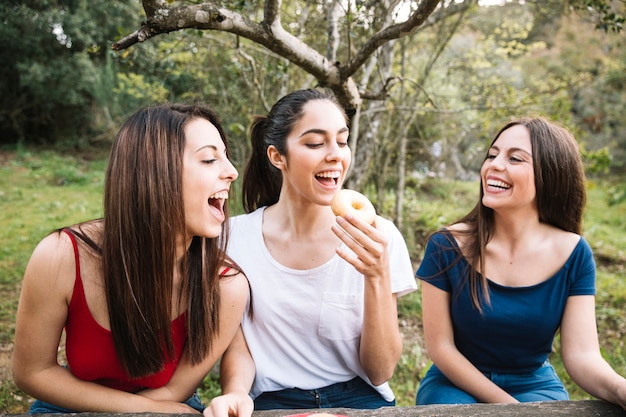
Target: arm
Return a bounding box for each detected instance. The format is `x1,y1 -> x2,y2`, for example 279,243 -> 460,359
332,214 -> 402,385
140,270 -> 251,403
12,233 -> 194,413
203,327 -> 255,417
421,281 -> 518,403
560,295 -> 626,409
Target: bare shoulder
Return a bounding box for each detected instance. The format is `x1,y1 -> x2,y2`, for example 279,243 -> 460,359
547,227 -> 581,255
218,267 -> 250,304
22,230 -> 77,302
445,222 -> 471,248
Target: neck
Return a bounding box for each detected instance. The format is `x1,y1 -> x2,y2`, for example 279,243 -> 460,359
491,209 -> 544,252
267,198 -> 335,238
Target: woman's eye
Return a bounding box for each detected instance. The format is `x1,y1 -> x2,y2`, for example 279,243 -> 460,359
202,159 -> 217,164
337,141 -> 349,147
486,154 -> 497,160
306,143 -> 323,148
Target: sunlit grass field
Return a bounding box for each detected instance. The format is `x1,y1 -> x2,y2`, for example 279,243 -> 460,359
1,147 -> 624,412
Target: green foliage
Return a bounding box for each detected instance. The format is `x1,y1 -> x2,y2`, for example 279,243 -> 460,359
113,72 -> 169,115
568,0 -> 625,32
582,146 -> 612,175
0,379 -> 29,414
198,367 -> 222,404
397,179 -> 477,259
0,0 -> 142,145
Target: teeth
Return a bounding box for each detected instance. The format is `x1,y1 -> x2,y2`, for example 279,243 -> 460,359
209,191 -> 229,199
487,179 -> 510,189
316,171 -> 340,178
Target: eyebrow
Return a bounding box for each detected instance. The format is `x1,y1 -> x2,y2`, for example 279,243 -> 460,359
299,126 -> 349,137
195,144 -> 219,153
490,145 -> 531,155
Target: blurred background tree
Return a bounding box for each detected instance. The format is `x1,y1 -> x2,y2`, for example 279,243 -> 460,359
0,0 -> 624,212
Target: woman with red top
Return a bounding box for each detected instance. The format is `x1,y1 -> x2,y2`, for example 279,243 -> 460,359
12,104 -> 253,415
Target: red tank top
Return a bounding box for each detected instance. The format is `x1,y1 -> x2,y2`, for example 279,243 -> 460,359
63,229 -> 186,392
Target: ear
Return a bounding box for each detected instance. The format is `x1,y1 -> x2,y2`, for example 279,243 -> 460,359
267,145 -> 286,171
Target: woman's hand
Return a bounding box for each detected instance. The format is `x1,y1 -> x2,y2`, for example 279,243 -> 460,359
332,214 -> 389,282
203,391 -> 253,417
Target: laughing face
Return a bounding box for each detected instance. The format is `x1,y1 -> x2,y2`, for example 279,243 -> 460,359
182,117 -> 238,239
481,124 -> 536,212
271,99 -> 351,206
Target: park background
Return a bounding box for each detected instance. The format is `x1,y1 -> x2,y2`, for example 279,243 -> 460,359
1,0 -> 625,413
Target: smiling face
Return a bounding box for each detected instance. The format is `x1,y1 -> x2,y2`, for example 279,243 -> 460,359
481,124 -> 536,213
182,117 -> 238,238
269,99 -> 351,206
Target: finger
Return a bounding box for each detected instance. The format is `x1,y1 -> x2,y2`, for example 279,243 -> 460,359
204,400 -> 226,417
339,212 -> 381,237
238,399 -> 254,417
333,221 -> 384,265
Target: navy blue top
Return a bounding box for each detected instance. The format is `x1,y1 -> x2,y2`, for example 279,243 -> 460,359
416,230 -> 596,374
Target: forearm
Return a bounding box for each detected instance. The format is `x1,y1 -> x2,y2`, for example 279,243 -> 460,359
139,355 -> 208,402
220,348 -> 255,395
565,352 -> 626,408
14,365 -> 189,413
359,280 -> 402,385
201,345 -> 255,417
431,347 -> 517,404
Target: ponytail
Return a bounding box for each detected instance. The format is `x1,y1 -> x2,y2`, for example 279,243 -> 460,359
242,116 -> 282,212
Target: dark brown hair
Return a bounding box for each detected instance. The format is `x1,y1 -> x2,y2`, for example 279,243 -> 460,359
453,117 -> 586,311
242,88 -> 347,212
73,103 -> 235,377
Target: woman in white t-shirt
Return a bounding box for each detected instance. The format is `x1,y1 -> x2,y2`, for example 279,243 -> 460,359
205,89 -> 417,415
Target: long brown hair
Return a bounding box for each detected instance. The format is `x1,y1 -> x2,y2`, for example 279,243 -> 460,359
74,104 -> 235,377
453,117 -> 586,311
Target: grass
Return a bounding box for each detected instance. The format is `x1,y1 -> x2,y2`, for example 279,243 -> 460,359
0,147 -> 107,412
1,147 -> 625,412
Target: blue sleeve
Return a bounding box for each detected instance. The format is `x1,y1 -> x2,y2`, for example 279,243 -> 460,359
416,231 -> 461,293
569,237 -> 596,296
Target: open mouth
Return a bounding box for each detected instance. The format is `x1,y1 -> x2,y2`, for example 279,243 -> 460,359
208,191 -> 228,214
315,170 -> 340,186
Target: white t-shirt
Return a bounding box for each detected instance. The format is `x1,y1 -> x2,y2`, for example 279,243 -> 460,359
227,207 -> 418,401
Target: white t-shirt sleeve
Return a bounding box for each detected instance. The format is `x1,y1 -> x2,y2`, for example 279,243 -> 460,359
377,215 -> 418,297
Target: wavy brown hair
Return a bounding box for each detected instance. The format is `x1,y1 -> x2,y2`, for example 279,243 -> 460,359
72,103 -> 236,377
453,117 -> 586,311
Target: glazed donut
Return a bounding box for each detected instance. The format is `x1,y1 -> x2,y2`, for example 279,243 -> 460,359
331,189 -> 376,224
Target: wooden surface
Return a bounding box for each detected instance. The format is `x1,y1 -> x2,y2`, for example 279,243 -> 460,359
6,400 -> 626,417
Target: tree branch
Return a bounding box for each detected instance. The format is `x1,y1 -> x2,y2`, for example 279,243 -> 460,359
263,0 -> 280,27
112,1 -> 336,81
112,0 -> 361,108
341,0 -> 441,78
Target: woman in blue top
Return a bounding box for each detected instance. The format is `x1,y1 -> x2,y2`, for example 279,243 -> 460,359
415,117 -> 626,409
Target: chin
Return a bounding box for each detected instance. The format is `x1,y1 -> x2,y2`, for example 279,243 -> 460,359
192,227 -> 222,240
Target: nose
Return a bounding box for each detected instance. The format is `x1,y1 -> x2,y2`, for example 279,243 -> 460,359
224,160 -> 238,181
326,141 -> 346,161
489,153 -> 506,170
